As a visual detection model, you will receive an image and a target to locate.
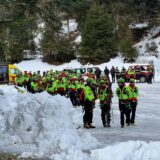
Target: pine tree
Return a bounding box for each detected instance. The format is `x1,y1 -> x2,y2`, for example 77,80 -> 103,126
40,1 -> 75,64
0,1 -> 38,62
120,30 -> 138,62
79,2 -> 117,64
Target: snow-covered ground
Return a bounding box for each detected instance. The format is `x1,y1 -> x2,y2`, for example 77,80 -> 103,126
0,82 -> 160,159
87,82 -> 160,160
3,51 -> 160,159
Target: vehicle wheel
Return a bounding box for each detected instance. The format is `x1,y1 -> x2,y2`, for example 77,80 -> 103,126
140,76 -> 146,83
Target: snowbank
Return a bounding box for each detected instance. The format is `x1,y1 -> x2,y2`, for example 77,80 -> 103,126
0,85 -> 98,159
91,141 -> 160,160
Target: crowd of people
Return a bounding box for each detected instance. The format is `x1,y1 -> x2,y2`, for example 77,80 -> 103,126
14,67 -> 139,129
100,65 -> 154,84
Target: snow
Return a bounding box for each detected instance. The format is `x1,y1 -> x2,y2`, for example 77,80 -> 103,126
0,85 -> 98,159
91,141 -> 160,160
74,35 -> 82,44
129,22 -> 148,29
1,82 -> 160,159
15,59 -> 83,73
2,54 -> 160,159
61,19 -> 78,34
3,33 -> 160,158
135,27 -> 160,58
34,22 -> 45,48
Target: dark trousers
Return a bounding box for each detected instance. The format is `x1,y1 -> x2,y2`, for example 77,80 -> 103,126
119,101 -> 131,126
69,91 -> 77,106
83,100 -> 93,125
130,101 -> 137,123
101,103 -> 111,125
111,74 -> 115,83
147,74 -> 153,84
58,90 -> 65,96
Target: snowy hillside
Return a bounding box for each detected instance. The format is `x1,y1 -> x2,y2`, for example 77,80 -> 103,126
135,27 -> 160,58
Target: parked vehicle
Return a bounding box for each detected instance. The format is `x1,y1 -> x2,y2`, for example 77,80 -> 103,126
123,64 -> 154,82
74,67 -> 99,79
0,64 -> 21,83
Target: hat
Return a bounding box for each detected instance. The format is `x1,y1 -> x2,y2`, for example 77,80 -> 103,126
86,78 -> 93,84
130,78 -> 135,83
118,78 -> 125,83
100,80 -> 106,84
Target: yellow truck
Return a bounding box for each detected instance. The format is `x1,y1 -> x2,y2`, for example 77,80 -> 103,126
0,64 -> 21,84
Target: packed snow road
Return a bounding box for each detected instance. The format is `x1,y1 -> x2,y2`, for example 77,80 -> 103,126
84,82 -> 160,146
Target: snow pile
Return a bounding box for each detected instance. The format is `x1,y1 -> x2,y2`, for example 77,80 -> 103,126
91,141 -> 160,160
0,85 -> 98,159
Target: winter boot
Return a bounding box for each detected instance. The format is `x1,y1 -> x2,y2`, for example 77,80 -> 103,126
89,123 -> 96,128
121,125 -> 124,128
131,123 -> 136,126
84,123 -> 90,129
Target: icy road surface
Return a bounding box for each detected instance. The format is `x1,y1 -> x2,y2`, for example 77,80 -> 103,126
83,82 -> 160,146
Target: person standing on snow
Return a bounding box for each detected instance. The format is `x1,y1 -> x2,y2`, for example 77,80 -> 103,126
128,79 -> 139,126
110,66 -> 116,83
99,80 -> 113,127
83,79 -> 96,129
104,66 -> 110,79
95,68 -> 101,82
68,80 -> 77,106
116,78 -> 131,128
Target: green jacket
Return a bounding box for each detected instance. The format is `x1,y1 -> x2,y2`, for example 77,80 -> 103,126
31,81 -> 38,91
47,85 -> 57,93
84,85 -> 94,101
15,76 -> 24,85
128,69 -> 135,75
128,85 -> 138,99
116,86 -> 131,100
68,83 -> 76,90
99,87 -> 110,101
58,82 -> 66,91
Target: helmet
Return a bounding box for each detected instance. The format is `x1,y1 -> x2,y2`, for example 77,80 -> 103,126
86,78 -> 93,84
130,78 -> 135,83
100,80 -> 106,84
117,78 -> 125,83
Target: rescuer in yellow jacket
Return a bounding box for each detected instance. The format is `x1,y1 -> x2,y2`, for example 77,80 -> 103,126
116,78 -> 131,128
83,78 -> 96,129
